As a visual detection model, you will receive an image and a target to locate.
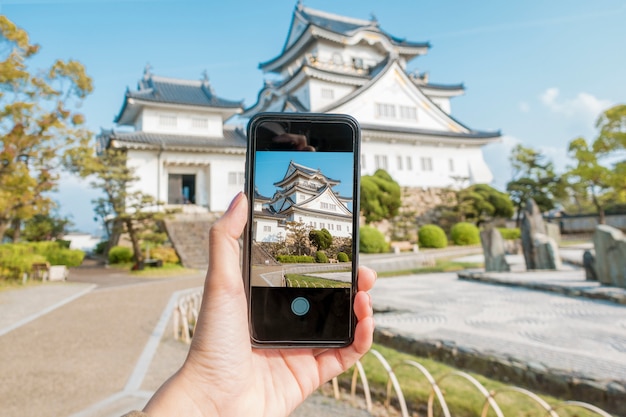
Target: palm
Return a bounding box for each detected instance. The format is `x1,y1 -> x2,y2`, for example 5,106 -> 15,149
143,194 -> 374,417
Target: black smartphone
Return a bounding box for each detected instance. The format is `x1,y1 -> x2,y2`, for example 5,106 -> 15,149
243,112 -> 361,348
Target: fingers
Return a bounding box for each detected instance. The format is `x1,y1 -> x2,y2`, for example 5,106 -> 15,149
313,307 -> 374,383
206,192 -> 248,293
357,266 -> 376,292
313,267 -> 376,382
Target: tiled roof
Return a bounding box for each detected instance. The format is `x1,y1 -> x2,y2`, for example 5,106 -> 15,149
360,123 -> 501,140
101,127 -> 247,150
299,6 -> 429,49
129,75 -> 243,108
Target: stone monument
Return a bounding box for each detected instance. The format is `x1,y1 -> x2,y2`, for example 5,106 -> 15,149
480,226 -> 510,272
593,225 -> 626,288
521,198 -> 562,270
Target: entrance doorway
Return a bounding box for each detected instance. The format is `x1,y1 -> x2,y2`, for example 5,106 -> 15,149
168,174 -> 196,204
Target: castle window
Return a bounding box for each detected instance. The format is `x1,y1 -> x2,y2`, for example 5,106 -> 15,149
421,157 -> 433,171
375,103 -> 396,118
449,158 -> 455,172
397,156 -> 403,170
375,155 -> 388,170
159,114 -> 177,127
228,172 -> 245,185
263,226 -> 271,232
399,105 -> 417,120
321,88 -> 334,99
192,117 -> 209,129
332,53 -> 343,65
406,156 -> 413,170
353,57 -> 364,69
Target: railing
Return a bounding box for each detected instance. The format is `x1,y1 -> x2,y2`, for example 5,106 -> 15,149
172,292 -> 614,417
336,348 -> 615,417
172,290 -> 202,343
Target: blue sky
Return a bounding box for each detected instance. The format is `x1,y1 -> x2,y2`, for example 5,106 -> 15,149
2,0 -> 625,233
255,151 -> 354,198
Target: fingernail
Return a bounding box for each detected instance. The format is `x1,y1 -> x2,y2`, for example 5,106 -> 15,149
227,192 -> 244,212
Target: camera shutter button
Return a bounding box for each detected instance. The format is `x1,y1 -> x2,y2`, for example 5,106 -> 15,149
291,297 -> 310,316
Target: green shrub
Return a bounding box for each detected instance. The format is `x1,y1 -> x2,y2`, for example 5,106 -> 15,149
55,239 -> 72,249
498,227 -> 521,240
450,222 -> 480,246
314,251 -> 328,263
150,247 -> 180,264
418,225 -> 448,248
94,240 -> 108,255
337,252 -> 349,262
108,246 -> 133,264
276,255 -> 315,263
359,225 -> 389,254
45,248 -> 84,267
25,241 -> 84,267
0,244 -> 47,280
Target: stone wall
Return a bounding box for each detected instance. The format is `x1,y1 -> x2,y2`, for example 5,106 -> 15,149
558,214 -> 626,234
366,187 -> 455,242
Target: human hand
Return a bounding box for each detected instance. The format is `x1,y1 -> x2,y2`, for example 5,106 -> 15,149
142,192 -> 375,417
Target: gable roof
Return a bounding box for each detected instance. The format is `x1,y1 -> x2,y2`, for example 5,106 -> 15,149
114,71 -> 243,125
260,4 -> 429,73
275,160 -> 340,189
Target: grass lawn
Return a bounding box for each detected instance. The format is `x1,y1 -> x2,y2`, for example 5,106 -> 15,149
0,278 -> 46,292
108,262 -> 200,277
341,343 -> 599,417
285,273 -> 348,288
378,258 -> 483,278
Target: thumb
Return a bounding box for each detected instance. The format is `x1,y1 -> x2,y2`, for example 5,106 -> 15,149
206,192 -> 248,293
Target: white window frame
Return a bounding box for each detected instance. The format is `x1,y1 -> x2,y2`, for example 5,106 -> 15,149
375,103 -> 396,119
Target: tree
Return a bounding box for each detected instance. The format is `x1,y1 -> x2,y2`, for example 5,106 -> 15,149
506,144 -> 565,226
65,146 -> 168,268
360,169 -> 401,224
309,228 -> 332,251
284,221 -> 311,256
21,211 -> 73,241
565,104 -> 626,224
0,16 -> 93,240
456,184 -> 514,226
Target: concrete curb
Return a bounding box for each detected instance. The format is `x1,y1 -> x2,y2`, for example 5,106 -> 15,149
457,271 -> 626,306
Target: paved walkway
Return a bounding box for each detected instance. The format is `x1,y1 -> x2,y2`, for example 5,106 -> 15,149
1,247 -> 625,416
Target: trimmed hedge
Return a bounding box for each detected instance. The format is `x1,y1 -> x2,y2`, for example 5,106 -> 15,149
359,225 -> 389,254
108,246 -> 133,264
314,251 -> 328,263
450,222 -> 480,246
276,255 -> 315,263
418,225 -> 448,249
150,247 -> 180,264
498,227 -> 521,240
337,252 -> 349,262
0,242 -> 84,280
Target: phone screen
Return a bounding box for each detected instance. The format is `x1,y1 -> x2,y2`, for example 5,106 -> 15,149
244,113 -> 360,347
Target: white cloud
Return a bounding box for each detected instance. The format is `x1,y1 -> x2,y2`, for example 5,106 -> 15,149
519,101 -> 530,113
539,87 -> 613,124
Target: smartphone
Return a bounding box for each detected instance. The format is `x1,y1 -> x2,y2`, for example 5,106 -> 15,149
243,112 -> 361,348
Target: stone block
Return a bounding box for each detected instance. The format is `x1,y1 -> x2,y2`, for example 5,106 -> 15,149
593,225 -> 626,288
480,227 -> 510,272
48,265 -> 68,281
521,198 -> 561,270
